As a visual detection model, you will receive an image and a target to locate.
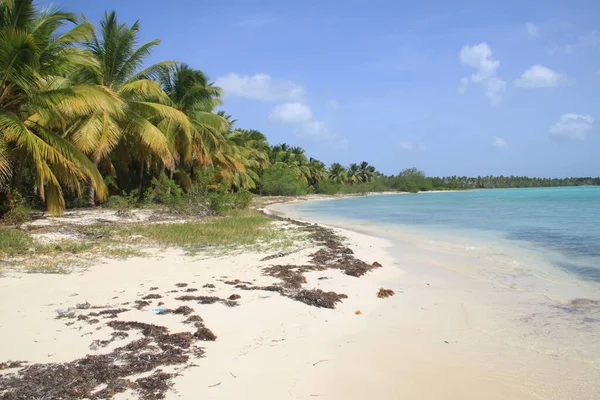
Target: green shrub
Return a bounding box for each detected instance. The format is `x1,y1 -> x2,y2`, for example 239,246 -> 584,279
145,173 -> 184,207
208,190 -> 233,215
1,192 -> 32,226
259,168 -> 308,196
232,188 -> 253,210
105,195 -> 130,209
315,180 -> 342,195
1,204 -> 32,226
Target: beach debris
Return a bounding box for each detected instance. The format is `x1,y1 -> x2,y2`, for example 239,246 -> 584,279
175,295 -> 239,307
228,294 -> 241,300
76,301 -> 91,309
208,382 -> 222,388
202,283 -> 216,289
175,283 -> 188,287
185,288 -> 198,292
230,372 -> 237,378
157,306 -> 194,316
134,300 -> 151,309
152,307 -> 167,313
137,371 -> 174,399
0,361 -> 27,371
355,310 -> 362,315
317,276 -> 329,280
194,325 -> 217,341
377,288 -> 395,298
183,315 -> 203,324
142,294 -> 162,300
149,286 -> 159,291
293,289 -> 347,309
55,308 -> 75,319
312,359 -> 330,367
0,314 -> 209,400
260,250 -> 295,261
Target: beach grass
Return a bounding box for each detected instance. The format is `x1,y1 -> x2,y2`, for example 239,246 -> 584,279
1,209 -> 302,273
120,209 -> 276,248
0,228 -> 34,256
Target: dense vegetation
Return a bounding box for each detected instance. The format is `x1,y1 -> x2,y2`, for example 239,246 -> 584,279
0,1 -> 598,220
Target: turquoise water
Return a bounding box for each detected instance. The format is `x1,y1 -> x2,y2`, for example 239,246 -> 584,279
294,187 -> 600,283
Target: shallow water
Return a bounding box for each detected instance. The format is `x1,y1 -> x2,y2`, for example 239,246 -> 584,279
279,187 -> 600,364
294,187 -> 600,283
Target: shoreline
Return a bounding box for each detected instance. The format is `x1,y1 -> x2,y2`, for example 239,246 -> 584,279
266,200 -> 600,399
0,203 -> 598,399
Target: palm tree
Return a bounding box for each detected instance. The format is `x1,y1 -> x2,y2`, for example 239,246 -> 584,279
307,158 -> 327,186
346,163 -> 362,184
73,11 -> 191,204
157,63 -> 228,186
0,0 -> 110,214
328,163 -> 347,184
358,161 -> 376,182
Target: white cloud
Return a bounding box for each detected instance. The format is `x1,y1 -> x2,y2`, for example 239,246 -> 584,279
514,65 -> 571,88
215,73 -> 304,102
294,120 -> 336,141
234,14 -> 275,28
526,22 -> 540,37
397,141 -> 425,151
492,137 -> 508,149
458,43 -> 506,106
327,100 -> 339,110
549,114 -> 594,141
269,103 -> 313,124
397,141 -> 413,151
293,120 -> 348,149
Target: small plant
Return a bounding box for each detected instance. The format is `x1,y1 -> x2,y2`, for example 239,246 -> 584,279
145,173 -> 184,208
105,195 -> 130,210
1,192 -> 32,226
232,188 -> 253,210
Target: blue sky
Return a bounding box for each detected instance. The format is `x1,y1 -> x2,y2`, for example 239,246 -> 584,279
46,0 -> 600,177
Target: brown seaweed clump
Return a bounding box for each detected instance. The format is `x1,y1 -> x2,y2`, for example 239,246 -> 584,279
0,319 -> 206,400
293,289 -> 347,309
377,288 -> 395,298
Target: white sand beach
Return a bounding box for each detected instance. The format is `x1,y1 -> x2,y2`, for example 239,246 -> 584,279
0,202 -> 598,399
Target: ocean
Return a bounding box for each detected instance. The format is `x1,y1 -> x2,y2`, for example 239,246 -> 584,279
291,187 -> 600,284
275,187 -> 600,364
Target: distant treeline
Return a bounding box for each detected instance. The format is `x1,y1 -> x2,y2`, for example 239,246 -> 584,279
312,168 -> 599,195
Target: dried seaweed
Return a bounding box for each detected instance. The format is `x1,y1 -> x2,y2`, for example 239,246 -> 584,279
377,288 -> 395,298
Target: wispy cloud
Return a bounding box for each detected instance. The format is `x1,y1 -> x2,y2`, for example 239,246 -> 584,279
397,141 -> 425,151
215,73 -> 304,102
233,13 -> 276,28
492,137 -> 508,149
327,100 -> 339,110
548,30 -> 600,55
549,114 -> 594,141
525,22 -> 540,38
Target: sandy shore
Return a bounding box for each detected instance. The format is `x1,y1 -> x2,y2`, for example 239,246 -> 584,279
1,201 -> 598,399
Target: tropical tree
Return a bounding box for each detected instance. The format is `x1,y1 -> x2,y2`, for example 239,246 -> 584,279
72,11 -> 191,204
157,63 -> 228,187
358,161 -> 376,183
346,163 -> 362,184
307,157 -> 327,186
0,0 -> 112,214
328,163 -> 347,184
